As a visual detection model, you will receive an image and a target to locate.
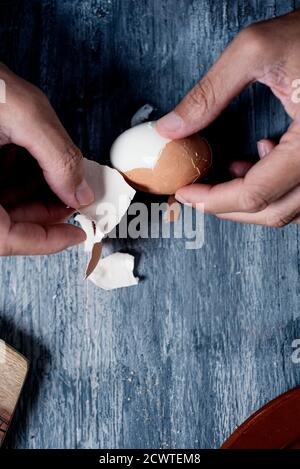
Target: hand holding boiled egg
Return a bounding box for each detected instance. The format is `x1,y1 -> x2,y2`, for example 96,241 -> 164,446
111,10 -> 300,230
156,10 -> 300,228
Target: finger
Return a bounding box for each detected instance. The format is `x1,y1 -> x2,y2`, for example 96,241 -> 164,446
229,139 -> 276,178
6,87 -> 94,209
9,201 -> 74,224
257,139 -> 276,158
1,221 -> 86,256
175,179 -> 246,213
21,123 -> 94,209
0,203 -> 84,256
229,160 -> 253,178
0,205 -> 11,248
175,125 -> 300,213
216,183 -> 300,227
157,27 -> 264,138
0,66 -> 93,208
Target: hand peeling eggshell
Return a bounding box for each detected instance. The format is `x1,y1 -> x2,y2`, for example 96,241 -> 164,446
79,158 -> 136,242
110,121 -> 212,195
88,252 -> 139,291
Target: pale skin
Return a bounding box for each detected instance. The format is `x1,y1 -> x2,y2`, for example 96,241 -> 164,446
157,9 -> 300,228
0,63 -> 94,255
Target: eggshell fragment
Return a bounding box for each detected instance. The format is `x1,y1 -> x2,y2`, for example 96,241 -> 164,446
79,158 -> 136,243
75,214 -> 103,277
74,214 -> 95,252
89,252 -> 139,291
110,121 -> 212,195
75,159 -> 136,282
131,104 -> 154,127
85,242 -> 102,279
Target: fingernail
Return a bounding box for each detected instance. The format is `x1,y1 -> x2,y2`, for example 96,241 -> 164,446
175,192 -> 188,204
257,141 -> 268,159
157,111 -> 183,134
75,179 -> 94,206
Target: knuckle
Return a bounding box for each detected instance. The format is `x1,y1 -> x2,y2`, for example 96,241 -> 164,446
266,211 -> 295,228
27,85 -> 49,109
17,85 -> 50,123
59,143 -> 83,173
238,24 -> 268,55
32,85 -> 47,101
240,186 -> 269,212
186,76 -> 216,114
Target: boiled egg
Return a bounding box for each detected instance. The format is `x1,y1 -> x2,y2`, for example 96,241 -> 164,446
110,121 -> 212,195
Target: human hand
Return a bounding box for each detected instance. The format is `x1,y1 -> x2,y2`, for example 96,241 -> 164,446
0,63 -> 94,255
157,9 -> 300,227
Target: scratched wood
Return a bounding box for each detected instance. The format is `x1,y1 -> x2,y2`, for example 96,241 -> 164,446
1,0 -> 300,449
0,342 -> 28,446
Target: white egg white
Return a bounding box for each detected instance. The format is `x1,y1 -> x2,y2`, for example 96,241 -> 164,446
110,121 -> 171,172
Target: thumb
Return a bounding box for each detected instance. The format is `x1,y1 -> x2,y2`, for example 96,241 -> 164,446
29,128 -> 94,210
0,64 -> 94,209
156,27 -> 262,139
26,124 -> 94,209
11,91 -> 94,209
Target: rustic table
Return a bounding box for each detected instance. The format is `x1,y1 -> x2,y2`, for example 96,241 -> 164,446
1,0 -> 300,449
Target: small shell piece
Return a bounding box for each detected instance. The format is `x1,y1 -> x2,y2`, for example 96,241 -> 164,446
79,158 -> 136,242
89,252 -> 139,290
75,158 -> 139,289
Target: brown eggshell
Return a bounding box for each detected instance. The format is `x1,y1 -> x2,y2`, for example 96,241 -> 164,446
122,134 -> 212,195
164,195 -> 182,223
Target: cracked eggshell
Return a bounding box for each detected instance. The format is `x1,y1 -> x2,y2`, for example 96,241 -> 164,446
85,242 -> 102,279
75,159 -> 136,280
110,121 -> 212,195
79,158 -> 136,242
74,214 -> 95,252
88,252 -> 139,291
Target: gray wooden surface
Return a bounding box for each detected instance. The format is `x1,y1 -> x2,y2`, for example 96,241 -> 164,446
1,0 -> 300,449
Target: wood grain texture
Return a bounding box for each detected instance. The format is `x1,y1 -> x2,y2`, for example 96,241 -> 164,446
1,0 -> 300,448
0,342 -> 28,446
